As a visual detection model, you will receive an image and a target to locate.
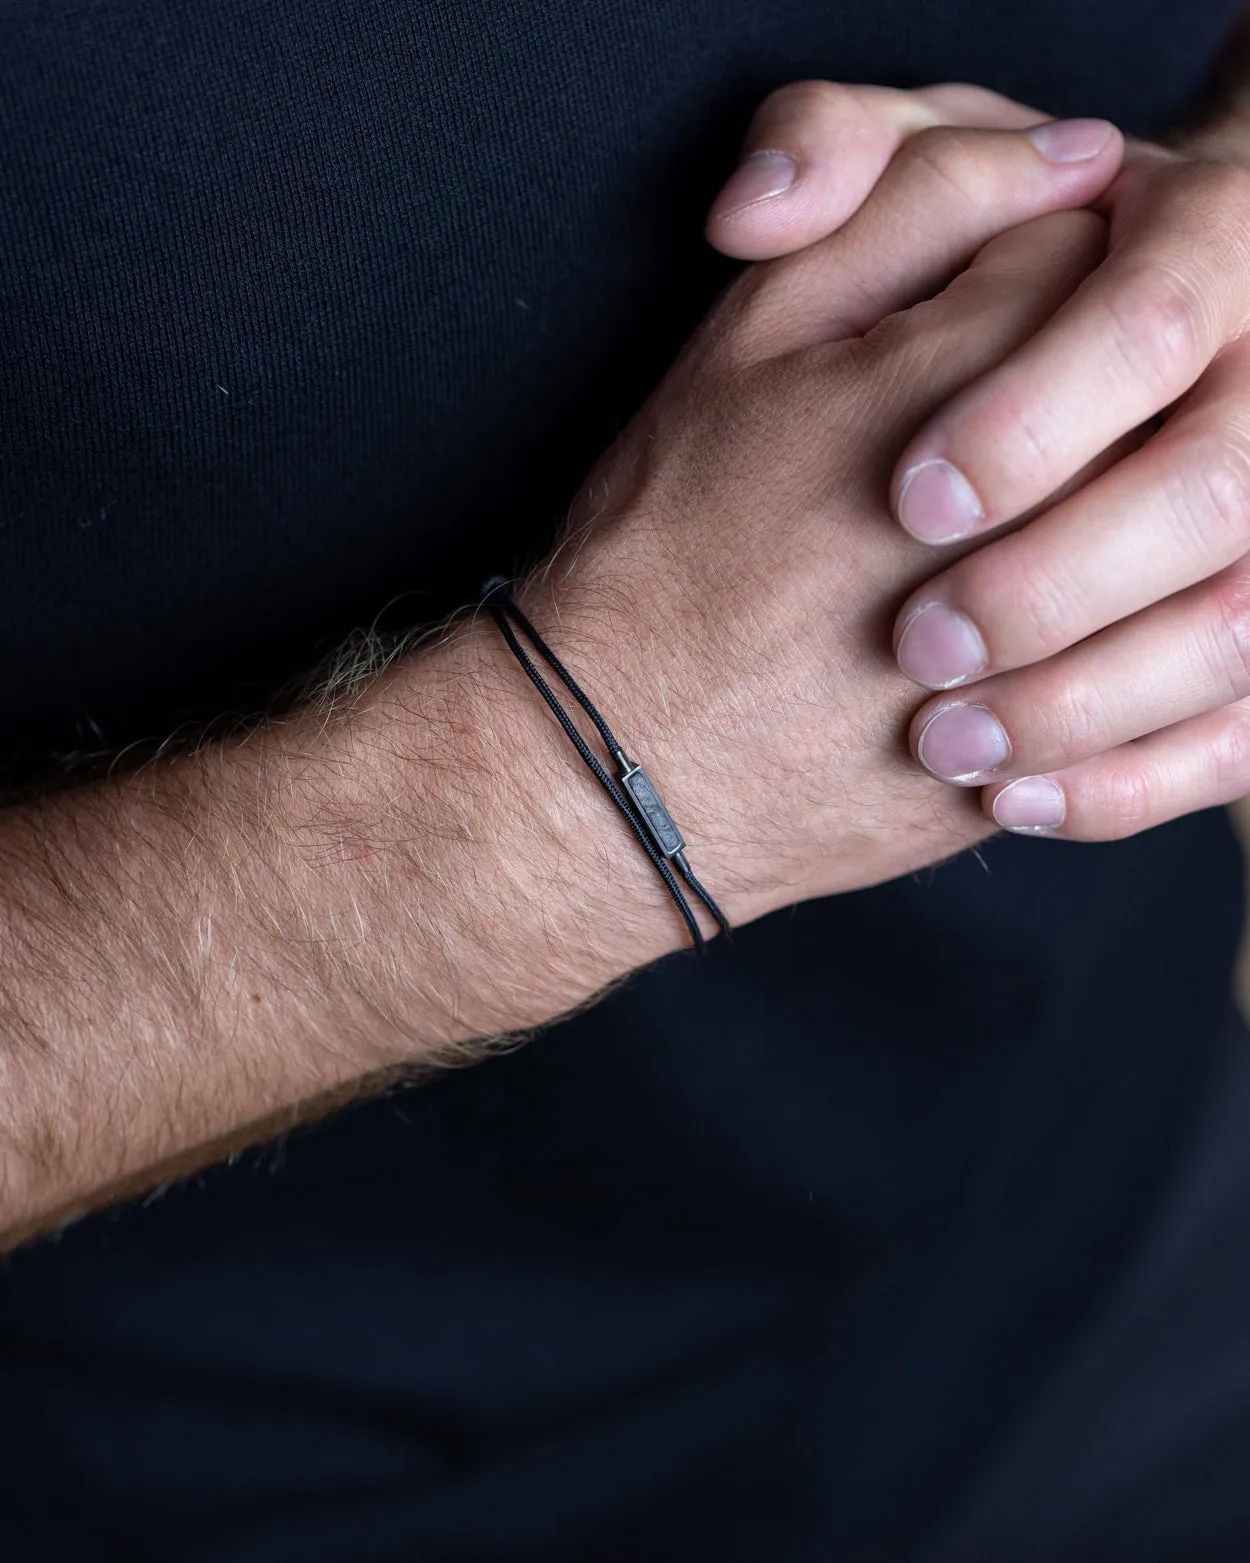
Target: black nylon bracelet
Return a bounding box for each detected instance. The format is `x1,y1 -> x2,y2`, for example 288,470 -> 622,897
481,576 -> 730,952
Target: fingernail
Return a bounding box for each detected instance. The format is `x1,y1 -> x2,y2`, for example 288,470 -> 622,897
708,150 -> 799,219
992,775 -> 1066,834
1026,118 -> 1115,163
896,602 -> 988,689
917,703 -> 1011,783
896,459 -> 983,544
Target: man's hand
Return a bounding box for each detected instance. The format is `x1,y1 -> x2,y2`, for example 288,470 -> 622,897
520,119 -> 1119,921
706,73 -> 1250,842
0,118 -> 1119,1241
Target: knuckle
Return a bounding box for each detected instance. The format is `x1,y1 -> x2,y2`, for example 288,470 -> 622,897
1096,261 -> 1208,394
1212,703 -> 1250,797
1177,432 -> 1250,553
1209,566 -> 1250,696
754,77 -> 844,127
1040,675 -> 1108,760
716,260 -> 784,355
963,543 -> 1072,660
1206,568 -> 1250,697
974,382 -> 1056,496
924,81 -> 998,116
900,124 -> 988,206
851,297 -> 930,374
713,254 -> 823,364
1091,760 -> 1155,836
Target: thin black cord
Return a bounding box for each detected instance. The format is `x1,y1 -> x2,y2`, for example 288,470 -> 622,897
490,590 -> 732,941
482,577 -> 731,950
490,606 -> 705,951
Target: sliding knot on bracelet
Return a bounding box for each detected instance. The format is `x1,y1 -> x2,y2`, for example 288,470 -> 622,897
481,575 -> 730,953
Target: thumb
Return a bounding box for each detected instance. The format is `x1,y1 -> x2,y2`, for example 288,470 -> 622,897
705,80 -> 1044,261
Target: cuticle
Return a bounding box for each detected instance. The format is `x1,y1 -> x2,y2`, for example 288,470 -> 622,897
714,148 -> 802,219
893,598 -> 938,656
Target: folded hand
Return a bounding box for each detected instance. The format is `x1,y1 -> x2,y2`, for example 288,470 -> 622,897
708,80 -> 1250,842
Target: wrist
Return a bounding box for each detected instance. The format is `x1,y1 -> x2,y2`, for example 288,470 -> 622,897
336,611 -> 687,1053
508,561 -> 783,933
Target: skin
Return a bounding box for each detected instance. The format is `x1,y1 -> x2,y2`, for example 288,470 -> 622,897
0,123 -> 1122,1245
705,20 -> 1250,841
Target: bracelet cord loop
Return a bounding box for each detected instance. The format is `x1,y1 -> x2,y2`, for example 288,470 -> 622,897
482,576 -> 730,952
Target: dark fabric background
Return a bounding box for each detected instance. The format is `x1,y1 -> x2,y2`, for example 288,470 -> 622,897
0,0 -> 1239,750
1,3 -> 1249,1559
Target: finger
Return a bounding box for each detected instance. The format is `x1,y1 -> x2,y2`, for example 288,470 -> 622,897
981,697 -> 1250,841
893,337 -> 1250,690
794,213 -> 1106,518
854,211 -> 1108,440
741,118 -> 1122,356
705,80 -> 1041,261
890,152 -> 1250,544
907,560 -> 1250,786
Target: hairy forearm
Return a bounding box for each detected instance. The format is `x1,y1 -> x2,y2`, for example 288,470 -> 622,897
0,95 -> 1098,1244
0,610 -> 678,1244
